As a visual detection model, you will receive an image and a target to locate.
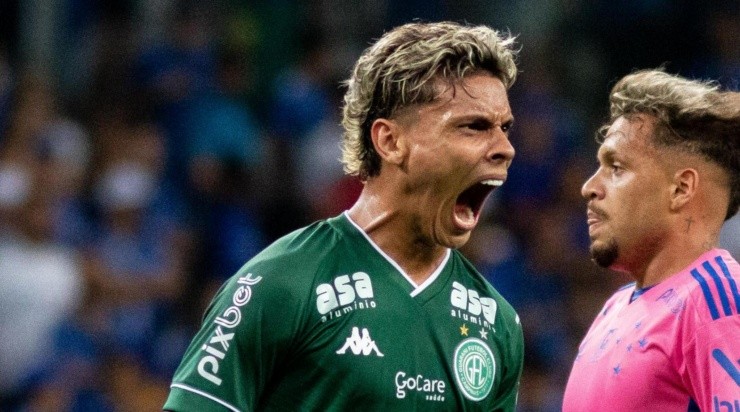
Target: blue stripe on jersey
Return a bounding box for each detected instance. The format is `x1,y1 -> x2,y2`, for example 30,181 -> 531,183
690,268 -> 721,320
617,282 -> 636,291
716,256 -> 740,314
702,261 -> 733,317
712,348 -> 740,386
686,397 -> 700,412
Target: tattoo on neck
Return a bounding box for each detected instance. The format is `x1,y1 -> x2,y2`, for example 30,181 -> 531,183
685,217 -> 694,233
702,232 -> 719,251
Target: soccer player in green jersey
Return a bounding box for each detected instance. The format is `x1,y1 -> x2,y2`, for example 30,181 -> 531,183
165,21 -> 524,411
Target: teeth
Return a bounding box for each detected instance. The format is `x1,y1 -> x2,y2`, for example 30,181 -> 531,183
465,207 -> 474,221
481,179 -> 504,186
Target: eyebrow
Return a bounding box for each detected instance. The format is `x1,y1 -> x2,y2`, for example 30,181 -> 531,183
597,145 -> 616,162
454,113 -> 514,125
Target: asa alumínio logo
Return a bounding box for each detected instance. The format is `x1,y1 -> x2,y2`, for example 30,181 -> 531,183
453,338 -> 495,401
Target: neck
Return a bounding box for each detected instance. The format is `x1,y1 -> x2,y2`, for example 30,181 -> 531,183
348,186 -> 448,286
624,215 -> 721,288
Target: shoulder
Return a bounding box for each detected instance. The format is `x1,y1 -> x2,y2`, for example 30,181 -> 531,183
251,218 -> 344,267
239,216 -> 349,282
449,251 -> 522,333
610,282 -> 636,303
679,250 -> 740,325
206,217 -> 351,312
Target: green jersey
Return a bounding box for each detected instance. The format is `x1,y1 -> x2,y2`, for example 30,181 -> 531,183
164,213 -> 524,411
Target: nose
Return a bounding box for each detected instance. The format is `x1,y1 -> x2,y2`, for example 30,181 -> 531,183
581,171 -> 601,200
489,133 -> 516,165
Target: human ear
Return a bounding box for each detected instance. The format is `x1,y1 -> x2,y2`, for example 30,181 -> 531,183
370,118 -> 407,167
670,168 -> 698,211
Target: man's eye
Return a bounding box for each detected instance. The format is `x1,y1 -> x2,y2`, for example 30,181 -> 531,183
464,121 -> 488,131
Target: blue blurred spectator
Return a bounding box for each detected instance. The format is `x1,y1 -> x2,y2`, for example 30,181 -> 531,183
84,120 -> 191,375
0,177 -> 84,409
268,26 -> 332,143
134,3 -> 217,187
0,47 -> 13,143
690,5 -> 740,88
183,48 -> 264,193
181,46 -> 268,287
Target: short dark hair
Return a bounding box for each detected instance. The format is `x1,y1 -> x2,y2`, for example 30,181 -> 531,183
604,69 -> 740,220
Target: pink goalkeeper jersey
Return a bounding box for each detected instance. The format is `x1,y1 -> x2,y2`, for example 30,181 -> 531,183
563,249 -> 740,411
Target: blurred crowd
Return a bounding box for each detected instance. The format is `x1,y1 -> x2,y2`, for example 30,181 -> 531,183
0,1 -> 737,411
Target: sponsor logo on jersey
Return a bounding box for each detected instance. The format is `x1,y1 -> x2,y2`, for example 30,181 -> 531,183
316,272 -> 377,322
336,326 -> 384,357
714,396 -> 740,412
450,281 -> 497,332
394,371 -> 446,402
656,288 -> 686,315
197,273 -> 262,386
453,338 -> 496,401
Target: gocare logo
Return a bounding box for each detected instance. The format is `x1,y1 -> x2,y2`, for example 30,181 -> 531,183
450,281 -> 497,331
316,272 -> 376,322
197,273 -> 262,386
394,371 -> 446,402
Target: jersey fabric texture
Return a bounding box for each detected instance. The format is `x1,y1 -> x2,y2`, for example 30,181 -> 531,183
563,249 -> 740,411
164,212 -> 524,411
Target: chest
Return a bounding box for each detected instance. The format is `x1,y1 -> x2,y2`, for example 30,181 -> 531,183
279,276 -> 509,408
567,292 -> 691,409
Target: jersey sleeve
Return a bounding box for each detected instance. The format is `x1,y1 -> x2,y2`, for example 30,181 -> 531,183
496,316 -> 525,411
681,313 -> 740,409
487,300 -> 524,412
164,266 -> 308,412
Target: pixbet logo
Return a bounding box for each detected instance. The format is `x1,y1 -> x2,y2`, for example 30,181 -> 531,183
197,273 -> 262,386
450,282 -> 497,331
394,371 -> 446,401
316,272 -> 376,322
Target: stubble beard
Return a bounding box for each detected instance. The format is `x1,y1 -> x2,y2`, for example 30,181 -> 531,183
590,237 -> 619,268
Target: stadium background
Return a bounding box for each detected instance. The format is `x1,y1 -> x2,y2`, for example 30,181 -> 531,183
0,0 -> 737,410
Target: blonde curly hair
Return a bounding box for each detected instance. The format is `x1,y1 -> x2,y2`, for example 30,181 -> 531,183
341,21 -> 518,180
603,69 -> 740,220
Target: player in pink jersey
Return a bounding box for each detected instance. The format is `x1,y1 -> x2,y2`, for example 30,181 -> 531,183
563,69 -> 740,411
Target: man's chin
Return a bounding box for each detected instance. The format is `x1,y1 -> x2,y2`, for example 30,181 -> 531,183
438,230 -> 471,250
590,239 -> 619,268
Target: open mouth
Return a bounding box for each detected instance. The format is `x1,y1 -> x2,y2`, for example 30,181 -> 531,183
453,179 -> 503,230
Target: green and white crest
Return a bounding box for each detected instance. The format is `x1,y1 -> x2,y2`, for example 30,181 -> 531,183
453,338 -> 496,401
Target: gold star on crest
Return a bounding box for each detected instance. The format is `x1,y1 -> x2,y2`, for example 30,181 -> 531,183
460,324 -> 469,336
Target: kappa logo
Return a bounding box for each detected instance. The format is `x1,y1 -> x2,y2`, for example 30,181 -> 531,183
336,327 -> 384,357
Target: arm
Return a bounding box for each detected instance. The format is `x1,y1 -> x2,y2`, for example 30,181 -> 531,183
682,315 -> 740,410
493,316 -> 525,412
163,267 -> 302,411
